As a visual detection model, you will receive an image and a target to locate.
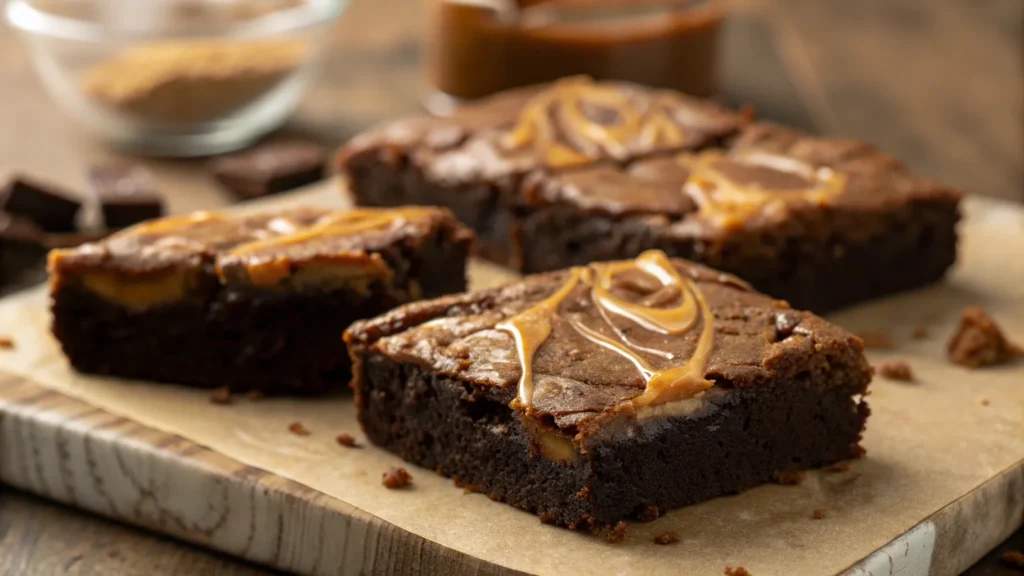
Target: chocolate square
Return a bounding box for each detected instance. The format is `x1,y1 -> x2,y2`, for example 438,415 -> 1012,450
1,176 -> 82,232
0,210 -> 47,285
89,164 -> 166,228
210,140 -> 327,200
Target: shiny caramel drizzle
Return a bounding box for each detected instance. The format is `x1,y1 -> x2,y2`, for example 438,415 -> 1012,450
504,76 -> 686,169
681,150 -> 847,228
497,250 -> 715,415
222,207 -> 435,286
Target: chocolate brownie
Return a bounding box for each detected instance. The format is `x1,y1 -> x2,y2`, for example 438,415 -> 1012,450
50,206 -> 473,393
346,250 -> 872,528
338,76 -> 962,312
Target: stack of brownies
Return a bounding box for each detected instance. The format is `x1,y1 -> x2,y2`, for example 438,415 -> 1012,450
50,77 -> 961,529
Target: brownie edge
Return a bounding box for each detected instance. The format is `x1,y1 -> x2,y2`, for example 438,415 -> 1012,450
346,254 -> 871,528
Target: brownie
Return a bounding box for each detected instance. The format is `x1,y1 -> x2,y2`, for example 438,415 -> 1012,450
338,77 -> 962,312
345,250 -> 872,528
49,206 -> 473,393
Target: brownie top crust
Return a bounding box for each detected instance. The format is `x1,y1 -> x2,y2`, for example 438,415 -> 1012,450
339,78 -> 961,233
49,206 -> 468,309
347,250 -> 871,438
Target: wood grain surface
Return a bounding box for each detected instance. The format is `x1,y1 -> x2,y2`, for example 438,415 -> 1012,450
0,0 -> 1021,573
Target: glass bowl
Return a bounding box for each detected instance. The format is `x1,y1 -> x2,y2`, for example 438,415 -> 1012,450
5,0 -> 346,157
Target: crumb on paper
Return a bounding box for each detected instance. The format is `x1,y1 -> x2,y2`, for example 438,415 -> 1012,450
382,466 -> 412,489
639,505 -> 660,522
947,306 -> 1022,368
0,336 -> 14,349
653,531 -> 680,545
209,387 -> 231,405
857,331 -> 893,350
605,521 -> 628,543
812,508 -> 827,519
911,325 -> 928,339
725,566 -> 752,576
774,470 -> 805,485
245,389 -> 264,401
288,421 -> 310,436
829,462 -> 852,473
981,398 -> 991,406
877,360 -> 914,381
335,433 -> 359,448
1001,551 -> 1024,568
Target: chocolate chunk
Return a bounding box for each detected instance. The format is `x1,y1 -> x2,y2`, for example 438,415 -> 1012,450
1,176 -> 82,232
89,164 -> 165,228
0,211 -> 47,283
210,140 -> 326,200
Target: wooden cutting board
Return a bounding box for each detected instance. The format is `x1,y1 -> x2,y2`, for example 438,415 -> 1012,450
0,183 -> 1021,576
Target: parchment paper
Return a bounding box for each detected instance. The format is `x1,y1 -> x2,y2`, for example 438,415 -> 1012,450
1,183 -> 1022,575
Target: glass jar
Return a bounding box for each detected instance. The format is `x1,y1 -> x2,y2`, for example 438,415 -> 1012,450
425,0 -> 724,113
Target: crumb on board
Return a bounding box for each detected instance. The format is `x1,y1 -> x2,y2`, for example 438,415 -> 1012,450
911,325 -> 928,339
245,389 -> 264,401
288,421 -> 311,436
1001,551 -> 1024,568
981,398 -> 991,406
605,521 -> 628,543
335,433 -> 359,448
829,462 -> 852,473
725,566 -> 752,576
382,466 -> 412,489
947,306 -> 1022,368
774,470 -> 806,485
209,387 -> 231,405
812,508 -> 827,519
653,531 -> 680,545
0,336 -> 14,349
857,331 -> 893,349
877,360 -> 914,381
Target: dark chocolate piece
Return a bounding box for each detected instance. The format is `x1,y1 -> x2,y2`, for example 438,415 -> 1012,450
89,164 -> 165,228
210,140 -> 326,200
338,77 -> 962,313
49,206 -> 474,394
1,176 -> 82,232
345,251 -> 872,529
0,211 -> 47,284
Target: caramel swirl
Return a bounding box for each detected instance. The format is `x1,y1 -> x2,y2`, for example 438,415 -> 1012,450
504,77 -> 687,169
681,150 -> 847,228
497,250 -> 715,415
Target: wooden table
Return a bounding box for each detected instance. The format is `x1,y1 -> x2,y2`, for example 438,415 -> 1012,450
1,0 -> 1021,574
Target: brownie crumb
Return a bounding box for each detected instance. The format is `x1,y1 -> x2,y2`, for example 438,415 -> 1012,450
877,360 -> 914,381
288,422 -> 311,436
209,387 -> 232,405
653,531 -> 680,545
245,390 -> 265,401
1001,550 -> 1024,568
981,398 -> 991,407
335,433 -> 359,448
0,336 -> 13,349
911,325 -> 929,340
858,331 -> 893,349
829,462 -> 852,473
605,521 -> 628,543
851,445 -> 868,459
947,306 -> 1022,368
812,508 -> 827,519
382,467 -> 413,489
724,566 -> 752,576
639,505 -> 660,522
774,470 -> 806,485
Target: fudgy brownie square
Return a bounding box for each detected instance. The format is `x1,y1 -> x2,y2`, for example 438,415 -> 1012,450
49,206 -> 473,393
338,76 -> 961,312
346,250 -> 872,528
